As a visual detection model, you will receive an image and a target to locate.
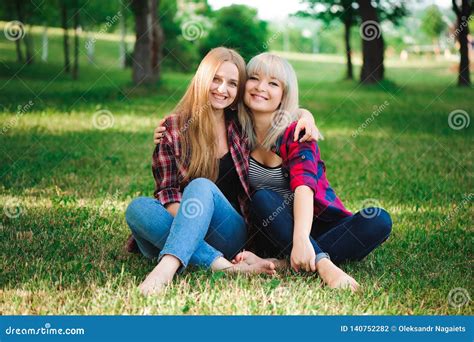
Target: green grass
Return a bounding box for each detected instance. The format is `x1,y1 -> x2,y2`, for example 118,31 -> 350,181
0,24 -> 473,315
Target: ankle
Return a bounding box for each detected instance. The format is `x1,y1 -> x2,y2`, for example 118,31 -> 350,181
210,257 -> 232,271
315,258 -> 332,273
155,255 -> 181,276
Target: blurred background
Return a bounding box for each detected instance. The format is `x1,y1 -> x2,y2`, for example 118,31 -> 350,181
0,0 -> 473,85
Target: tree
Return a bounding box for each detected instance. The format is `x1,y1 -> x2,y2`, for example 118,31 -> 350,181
299,0 -> 406,83
421,5 -> 446,48
0,0 -> 38,64
60,0 -> 71,73
357,0 -> 384,83
131,0 -> 163,85
299,0 -> 356,79
452,0 -> 472,86
200,5 -> 268,62
71,0 -> 80,80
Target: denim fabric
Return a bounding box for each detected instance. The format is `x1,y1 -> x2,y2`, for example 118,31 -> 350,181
125,178 -> 247,269
250,189 -> 392,264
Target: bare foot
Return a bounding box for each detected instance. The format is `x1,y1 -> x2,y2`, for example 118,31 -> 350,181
233,251 -> 288,270
138,255 -> 180,295
138,269 -> 171,295
316,259 -> 359,292
228,257 -> 276,275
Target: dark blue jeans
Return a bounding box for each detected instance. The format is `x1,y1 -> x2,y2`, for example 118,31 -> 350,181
249,189 -> 392,264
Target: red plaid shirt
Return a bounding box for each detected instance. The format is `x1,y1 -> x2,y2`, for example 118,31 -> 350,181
272,121 -> 352,220
152,112 -> 251,216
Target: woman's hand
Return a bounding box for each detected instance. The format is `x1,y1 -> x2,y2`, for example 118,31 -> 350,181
153,118 -> 167,145
294,109 -> 323,143
290,236 -> 316,272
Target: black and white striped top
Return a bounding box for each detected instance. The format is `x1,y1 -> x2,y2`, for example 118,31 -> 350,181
248,156 -> 293,200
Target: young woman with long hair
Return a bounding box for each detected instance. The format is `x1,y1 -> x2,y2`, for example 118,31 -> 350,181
234,53 -> 393,291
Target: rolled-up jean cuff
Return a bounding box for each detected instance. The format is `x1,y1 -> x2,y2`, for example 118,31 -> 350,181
206,252 -> 224,269
157,250 -> 223,273
315,252 -> 330,265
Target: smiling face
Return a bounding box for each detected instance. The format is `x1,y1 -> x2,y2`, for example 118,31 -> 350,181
208,61 -> 239,110
244,73 -> 284,114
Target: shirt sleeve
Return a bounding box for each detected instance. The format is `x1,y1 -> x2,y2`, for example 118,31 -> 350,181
284,125 -> 322,194
152,132 -> 182,206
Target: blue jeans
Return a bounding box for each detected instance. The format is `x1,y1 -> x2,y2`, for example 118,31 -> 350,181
249,189 -> 392,264
125,178 -> 247,269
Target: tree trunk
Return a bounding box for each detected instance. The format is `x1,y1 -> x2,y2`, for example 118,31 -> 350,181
357,0 -> 384,84
23,25 -> 34,64
131,0 -> 161,85
151,0 -> 164,78
86,32 -> 95,63
15,39 -> 24,63
15,0 -> 32,64
119,0 -> 127,68
41,24 -> 48,62
453,0 -> 472,86
61,3 -> 71,73
72,4 -> 80,80
343,18 -> 353,80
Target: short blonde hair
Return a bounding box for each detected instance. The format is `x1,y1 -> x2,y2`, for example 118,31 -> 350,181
239,53 -> 299,150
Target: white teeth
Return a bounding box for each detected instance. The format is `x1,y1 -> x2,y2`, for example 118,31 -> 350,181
213,94 -> 226,100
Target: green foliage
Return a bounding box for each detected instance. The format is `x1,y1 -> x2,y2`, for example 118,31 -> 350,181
421,5 -> 447,41
159,0 -> 201,71
200,5 -> 268,62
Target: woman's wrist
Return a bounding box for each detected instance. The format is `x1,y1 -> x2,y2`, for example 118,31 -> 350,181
293,233 -> 310,244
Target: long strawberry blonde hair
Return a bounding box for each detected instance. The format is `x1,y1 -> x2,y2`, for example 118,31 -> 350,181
174,47 -> 247,182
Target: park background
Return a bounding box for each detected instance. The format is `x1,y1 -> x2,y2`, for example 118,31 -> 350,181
0,0 -> 472,315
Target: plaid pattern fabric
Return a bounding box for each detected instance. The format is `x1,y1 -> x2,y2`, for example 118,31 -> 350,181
273,121 -> 352,220
152,112 -> 251,216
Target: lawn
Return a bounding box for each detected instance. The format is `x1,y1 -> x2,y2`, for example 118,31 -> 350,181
0,24 -> 472,315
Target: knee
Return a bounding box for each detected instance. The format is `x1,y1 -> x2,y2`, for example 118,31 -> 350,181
250,189 -> 269,203
250,189 -> 281,208
364,207 -> 392,240
125,196 -> 153,228
250,190 -> 273,217
187,177 -> 215,189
